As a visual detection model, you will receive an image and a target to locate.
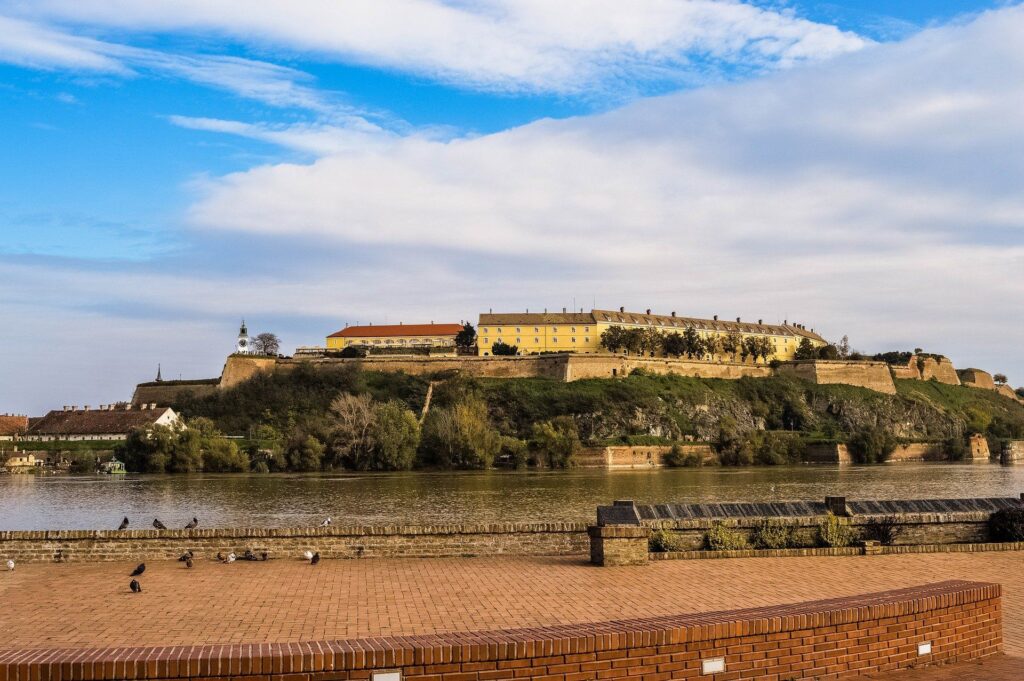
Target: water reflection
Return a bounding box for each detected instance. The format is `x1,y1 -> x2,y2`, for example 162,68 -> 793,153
0,463 -> 1020,530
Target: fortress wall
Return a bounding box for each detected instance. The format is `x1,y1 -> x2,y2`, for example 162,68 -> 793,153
921,357 -> 961,385
564,355 -> 771,381
778,360 -> 897,395
961,368 -> 997,391
888,443 -> 942,462
890,363 -> 920,380
996,384 -> 1021,402
578,444 -> 717,468
131,382 -> 218,407
219,355 -> 278,389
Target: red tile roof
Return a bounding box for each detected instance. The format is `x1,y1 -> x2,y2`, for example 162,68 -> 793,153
0,414 -> 28,436
328,323 -> 463,339
27,408 -> 176,436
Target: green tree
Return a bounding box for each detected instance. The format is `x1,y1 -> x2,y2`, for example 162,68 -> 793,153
714,417 -> 754,466
622,328 -> 646,355
287,435 -> 325,472
847,426 -> 897,464
817,344 -> 841,360
662,332 -> 686,358
720,332 -> 742,361
600,326 -> 626,352
640,328 -> 663,356
253,332 -> 281,356
682,327 -> 702,358
203,439 -> 249,472
491,340 -> 519,356
119,424 -> 178,473
993,373 -> 1008,385
167,428 -> 204,473
529,415 -> 581,469
455,322 -> 477,349
420,398 -> 500,469
1016,387 -> 1024,399
794,337 -> 817,360
367,401 -> 420,470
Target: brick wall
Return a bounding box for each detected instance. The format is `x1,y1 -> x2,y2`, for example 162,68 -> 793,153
577,444 -> 717,468
0,580 -> 1001,681
0,523 -> 588,564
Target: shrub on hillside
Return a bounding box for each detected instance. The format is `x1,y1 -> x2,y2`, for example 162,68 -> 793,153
420,398 -> 501,469
368,401 -> 421,471
751,518 -> 795,549
846,426 -> 896,464
202,439 -> 249,472
704,522 -> 748,551
529,416 -> 581,469
286,435 -> 326,472
988,508 -> 1024,542
817,513 -> 855,548
497,436 -> 530,469
663,443 -> 703,467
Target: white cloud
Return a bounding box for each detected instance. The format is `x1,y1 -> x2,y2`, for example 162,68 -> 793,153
7,0 -> 869,93
0,14 -> 337,111
167,115 -> 400,156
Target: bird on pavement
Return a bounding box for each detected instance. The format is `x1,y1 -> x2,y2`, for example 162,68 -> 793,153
260,551 -> 269,561
130,563 -> 145,576
5,559 -> 13,571
130,579 -> 142,593
184,517 -> 198,530
153,519 -> 167,530
303,550 -> 314,561
223,552 -> 236,564
118,517 -> 129,530
320,517 -> 332,527
243,549 -> 256,561
216,552 -> 225,562
177,550 -> 194,562
185,558 -> 194,569
310,552 -> 320,565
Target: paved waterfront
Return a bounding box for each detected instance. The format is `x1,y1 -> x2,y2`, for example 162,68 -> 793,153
0,552 -> 1021,678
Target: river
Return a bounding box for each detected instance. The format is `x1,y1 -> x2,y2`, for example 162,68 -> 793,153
1,463 -> 1022,531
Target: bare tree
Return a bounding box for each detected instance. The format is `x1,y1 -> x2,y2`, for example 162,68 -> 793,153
329,393 -> 376,468
253,332 -> 281,356
993,373 -> 1008,385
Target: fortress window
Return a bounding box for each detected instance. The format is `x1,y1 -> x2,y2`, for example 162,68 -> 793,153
497,327 -> 502,333
534,327 -> 539,332
572,327 -> 576,333
553,337 -> 558,343
585,337 -> 590,343
481,327 -> 488,333
534,338 -> 539,343
516,327 -> 521,333
516,338 -> 521,343
553,327 -> 558,332
483,337 -> 488,343
584,327 -> 589,332
572,337 -> 576,343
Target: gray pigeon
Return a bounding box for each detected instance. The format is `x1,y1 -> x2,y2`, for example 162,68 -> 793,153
130,579 -> 142,593
184,517 -> 198,530
118,517 -> 129,530
153,519 -> 167,530
310,552 -> 320,565
130,563 -> 145,576
185,557 -> 194,569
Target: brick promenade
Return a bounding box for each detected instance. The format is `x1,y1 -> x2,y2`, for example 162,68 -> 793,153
0,552 -> 1021,678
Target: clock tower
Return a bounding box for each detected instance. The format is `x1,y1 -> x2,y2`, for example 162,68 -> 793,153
236,320 -> 252,354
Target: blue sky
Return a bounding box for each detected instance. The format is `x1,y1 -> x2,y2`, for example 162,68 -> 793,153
1,0 -> 1022,414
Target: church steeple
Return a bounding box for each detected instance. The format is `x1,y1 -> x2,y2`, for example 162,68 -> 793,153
236,319 -> 252,354
155,363 -> 163,382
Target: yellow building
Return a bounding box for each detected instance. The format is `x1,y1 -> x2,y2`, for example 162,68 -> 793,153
478,308 -> 826,362
326,322 -> 464,350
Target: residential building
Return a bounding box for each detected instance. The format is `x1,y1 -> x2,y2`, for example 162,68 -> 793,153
23,404 -> 180,442
0,414 -> 28,441
326,322 -> 464,351
477,308 -> 827,361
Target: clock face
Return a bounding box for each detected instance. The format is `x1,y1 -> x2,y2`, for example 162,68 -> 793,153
239,339 -> 247,347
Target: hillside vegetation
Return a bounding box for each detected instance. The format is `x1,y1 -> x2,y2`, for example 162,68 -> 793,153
149,366 -> 1024,473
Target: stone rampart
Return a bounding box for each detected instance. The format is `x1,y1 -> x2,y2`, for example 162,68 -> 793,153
0,523 -> 588,564
578,444 -> 717,468
218,354 -> 279,388
131,381 -> 219,407
777,359 -> 897,394
960,368 -> 997,390
996,384 -> 1022,402
0,581 -> 1002,681
1003,441 -> 1024,464
563,355 -> 772,381
920,356 -> 961,384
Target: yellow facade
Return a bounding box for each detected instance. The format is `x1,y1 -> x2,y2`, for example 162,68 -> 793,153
326,323 -> 463,351
478,309 -> 826,362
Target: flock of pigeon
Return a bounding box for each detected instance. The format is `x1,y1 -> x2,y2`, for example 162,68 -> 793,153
3,515 -> 332,586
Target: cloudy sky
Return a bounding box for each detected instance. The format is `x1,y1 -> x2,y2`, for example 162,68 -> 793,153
1,0 -> 1022,414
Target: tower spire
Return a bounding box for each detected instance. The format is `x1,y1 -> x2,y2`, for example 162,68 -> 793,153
156,363 -> 163,382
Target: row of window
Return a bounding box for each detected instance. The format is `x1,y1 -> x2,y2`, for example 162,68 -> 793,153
484,337 -> 590,345
481,327 -> 589,334
343,338 -> 452,345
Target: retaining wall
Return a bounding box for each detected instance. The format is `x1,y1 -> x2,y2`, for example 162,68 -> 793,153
0,523 -> 588,564
0,581 -> 1001,681
777,359 -> 897,394
578,444 -> 717,469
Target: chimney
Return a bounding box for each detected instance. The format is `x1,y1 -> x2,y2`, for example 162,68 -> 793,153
619,306 -> 625,313
758,319 -> 763,325
150,403 -> 157,410
784,319 -> 788,325
713,315 -> 718,321
72,405 -> 78,411
125,404 -> 132,410
646,309 -> 651,315
671,311 -> 676,317
562,307 -> 566,313
736,317 -> 741,323
526,308 -> 529,313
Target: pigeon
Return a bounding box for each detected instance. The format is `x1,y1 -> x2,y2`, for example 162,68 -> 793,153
303,550 -> 314,561
310,552 -> 320,565
260,552 -> 269,561
184,517 -> 198,530
118,517 -> 129,530
5,559 -> 13,571
177,550 -> 194,562
216,552 -> 225,562
320,517 -> 332,527
185,558 -> 194,569
225,553 -> 236,564
130,579 -> 142,593
153,519 -> 167,530
243,549 -> 256,561
130,563 -> 146,577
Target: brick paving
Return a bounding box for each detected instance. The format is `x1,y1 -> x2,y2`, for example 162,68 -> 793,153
0,551 -> 1021,678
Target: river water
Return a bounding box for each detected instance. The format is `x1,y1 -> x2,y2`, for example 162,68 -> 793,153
2,463 -> 1022,531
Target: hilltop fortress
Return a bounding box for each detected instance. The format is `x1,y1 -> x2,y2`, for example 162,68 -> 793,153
132,307 -> 1021,406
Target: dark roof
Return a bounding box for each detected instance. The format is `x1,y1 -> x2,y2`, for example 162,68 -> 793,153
328,323 -> 463,339
27,408 -> 176,436
0,415 -> 28,436
593,309 -> 826,341
635,497 -> 1023,520
478,312 -> 597,326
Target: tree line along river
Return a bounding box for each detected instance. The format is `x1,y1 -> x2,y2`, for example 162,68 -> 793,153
1,463 -> 1023,531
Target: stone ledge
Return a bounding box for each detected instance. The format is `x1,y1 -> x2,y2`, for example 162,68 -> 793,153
651,541 -> 1024,561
